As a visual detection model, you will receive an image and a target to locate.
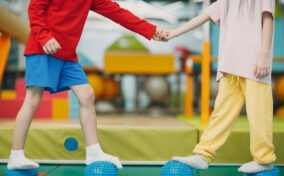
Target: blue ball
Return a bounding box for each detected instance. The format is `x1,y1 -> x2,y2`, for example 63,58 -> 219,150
245,166 -> 280,176
84,161 -> 118,176
160,160 -> 194,176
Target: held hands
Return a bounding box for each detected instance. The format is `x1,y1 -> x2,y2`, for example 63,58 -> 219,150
254,51 -> 270,78
152,27 -> 166,41
164,29 -> 179,40
153,14 -> 209,41
42,38 -> 61,54
152,27 -> 178,42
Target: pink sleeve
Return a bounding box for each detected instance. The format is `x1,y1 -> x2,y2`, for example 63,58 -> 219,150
28,0 -> 54,47
262,0 -> 275,19
203,0 -> 221,26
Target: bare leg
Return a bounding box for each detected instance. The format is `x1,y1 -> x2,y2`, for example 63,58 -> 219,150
12,87 -> 44,149
8,86 -> 44,170
70,84 -> 98,146
70,84 -> 122,168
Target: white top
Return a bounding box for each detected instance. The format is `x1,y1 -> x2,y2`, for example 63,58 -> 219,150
204,0 -> 275,84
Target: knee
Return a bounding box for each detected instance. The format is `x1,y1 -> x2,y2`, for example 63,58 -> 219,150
78,86 -> 95,106
25,88 -> 43,109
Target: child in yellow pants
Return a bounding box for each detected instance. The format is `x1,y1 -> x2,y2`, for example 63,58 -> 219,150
172,74 -> 276,173
161,0 -> 276,173
193,74 -> 275,164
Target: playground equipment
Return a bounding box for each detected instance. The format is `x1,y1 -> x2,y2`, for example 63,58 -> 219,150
87,73 -> 105,99
144,76 -> 170,103
0,79 -> 69,119
104,51 -> 177,112
0,32 -> 11,86
275,76 -> 284,101
104,77 -> 120,100
0,6 -> 29,86
0,5 -> 30,44
95,100 -> 115,113
276,106 -> 284,118
104,52 -> 175,74
185,57 -> 194,118
87,74 -> 120,101
201,0 -> 211,123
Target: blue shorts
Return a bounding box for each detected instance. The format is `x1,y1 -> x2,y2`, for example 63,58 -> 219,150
25,54 -> 89,94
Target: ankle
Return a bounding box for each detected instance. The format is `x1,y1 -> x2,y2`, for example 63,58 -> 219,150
10,150 -> 25,159
195,154 -> 210,163
86,143 -> 103,158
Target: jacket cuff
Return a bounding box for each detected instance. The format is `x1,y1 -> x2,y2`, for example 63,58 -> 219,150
38,34 -> 54,47
146,24 -> 157,40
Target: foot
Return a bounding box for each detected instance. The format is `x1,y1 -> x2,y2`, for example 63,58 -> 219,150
86,144 -> 122,169
238,161 -> 274,173
87,152 -> 122,169
172,154 -> 208,169
7,156 -> 39,170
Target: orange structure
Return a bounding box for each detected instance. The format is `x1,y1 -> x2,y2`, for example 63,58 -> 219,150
185,58 -> 194,118
87,74 -> 105,99
201,41 -> 211,123
104,52 -> 175,74
275,106 -> 284,118
0,32 -> 11,85
0,5 -> 30,44
275,76 -> 284,101
104,78 -> 120,100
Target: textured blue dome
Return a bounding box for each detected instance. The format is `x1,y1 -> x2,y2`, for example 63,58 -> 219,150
245,165 -> 280,176
84,161 -> 118,176
5,168 -> 39,176
160,160 -> 194,176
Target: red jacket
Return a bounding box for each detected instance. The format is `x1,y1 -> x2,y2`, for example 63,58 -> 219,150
24,0 -> 157,62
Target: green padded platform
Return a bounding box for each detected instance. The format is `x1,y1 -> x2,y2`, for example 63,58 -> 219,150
181,116 -> 284,164
0,116 -> 198,161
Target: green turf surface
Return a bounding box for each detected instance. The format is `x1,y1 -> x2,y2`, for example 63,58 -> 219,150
1,164 -> 283,176
179,115 -> 284,132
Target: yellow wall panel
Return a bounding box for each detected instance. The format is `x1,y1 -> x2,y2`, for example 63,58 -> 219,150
1,90 -> 16,99
52,99 -> 69,120
104,52 -> 175,74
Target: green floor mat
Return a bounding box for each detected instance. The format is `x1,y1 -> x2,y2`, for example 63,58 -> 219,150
0,164 -> 283,176
0,164 -> 58,176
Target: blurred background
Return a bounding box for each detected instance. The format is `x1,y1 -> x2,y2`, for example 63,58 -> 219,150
0,0 -> 284,119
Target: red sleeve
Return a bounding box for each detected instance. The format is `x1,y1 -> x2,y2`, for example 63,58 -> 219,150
91,0 -> 157,40
28,0 -> 54,47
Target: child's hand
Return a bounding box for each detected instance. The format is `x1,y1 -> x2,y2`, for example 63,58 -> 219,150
152,27 -> 167,42
254,51 -> 270,78
43,38 -> 62,54
164,29 -> 178,40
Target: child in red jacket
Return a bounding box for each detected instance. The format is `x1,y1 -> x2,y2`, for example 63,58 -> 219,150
7,0 -> 162,171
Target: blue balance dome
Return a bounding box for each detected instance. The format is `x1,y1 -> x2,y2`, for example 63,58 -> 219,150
5,168 -> 39,176
84,161 -> 118,176
245,165 -> 280,176
160,160 -> 194,176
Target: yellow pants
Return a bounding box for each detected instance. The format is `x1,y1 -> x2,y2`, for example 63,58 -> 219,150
194,74 -> 276,164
